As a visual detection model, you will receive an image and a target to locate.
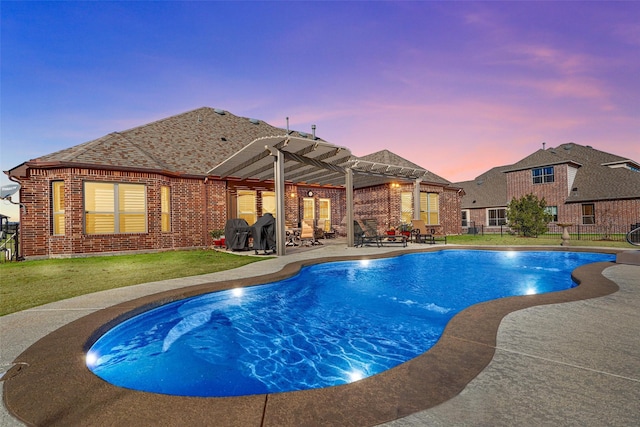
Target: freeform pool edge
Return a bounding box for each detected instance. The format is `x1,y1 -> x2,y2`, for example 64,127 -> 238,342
2,247 -> 621,427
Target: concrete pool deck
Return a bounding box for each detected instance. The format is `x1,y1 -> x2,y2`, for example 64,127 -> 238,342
1,243 -> 639,426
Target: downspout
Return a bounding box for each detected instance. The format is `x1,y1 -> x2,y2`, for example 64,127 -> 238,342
203,177 -> 209,247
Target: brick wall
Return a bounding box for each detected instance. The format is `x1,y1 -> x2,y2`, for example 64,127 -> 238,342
17,167 -> 463,258
18,168 -> 227,258
354,182 -> 462,235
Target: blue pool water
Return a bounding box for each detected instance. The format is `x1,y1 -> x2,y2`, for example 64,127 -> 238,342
86,250 -> 613,397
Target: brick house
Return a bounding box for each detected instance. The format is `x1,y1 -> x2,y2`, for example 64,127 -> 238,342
5,107 -> 461,259
456,143 -> 640,233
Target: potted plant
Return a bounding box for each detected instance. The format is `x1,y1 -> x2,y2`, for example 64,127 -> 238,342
210,229 -> 225,248
399,223 -> 412,238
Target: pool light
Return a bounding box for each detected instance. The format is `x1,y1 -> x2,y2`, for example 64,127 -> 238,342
232,288 -> 244,297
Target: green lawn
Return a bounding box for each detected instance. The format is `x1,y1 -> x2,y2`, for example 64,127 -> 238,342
0,250 -> 266,316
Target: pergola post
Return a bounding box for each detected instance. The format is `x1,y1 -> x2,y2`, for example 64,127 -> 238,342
413,177 -> 422,220
274,148 -> 286,256
346,168 -> 354,247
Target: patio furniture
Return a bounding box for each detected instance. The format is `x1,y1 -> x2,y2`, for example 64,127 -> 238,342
300,220 -> 320,246
250,213 -> 276,255
224,218 -> 251,251
380,229 -> 407,247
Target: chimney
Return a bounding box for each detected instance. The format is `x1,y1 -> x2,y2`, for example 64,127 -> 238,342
312,124 -> 316,140
542,142 -> 546,150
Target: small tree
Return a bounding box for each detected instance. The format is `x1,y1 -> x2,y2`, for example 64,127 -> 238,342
507,194 -> 552,237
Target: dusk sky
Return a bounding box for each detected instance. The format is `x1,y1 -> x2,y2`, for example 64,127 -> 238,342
2,1 -> 639,219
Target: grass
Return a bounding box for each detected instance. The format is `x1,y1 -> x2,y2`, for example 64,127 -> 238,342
0,250 -> 267,316
1,235 -> 631,316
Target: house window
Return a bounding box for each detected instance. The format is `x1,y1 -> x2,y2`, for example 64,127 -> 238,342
261,191 -> 276,217
461,210 -> 469,227
401,192 -> 413,224
302,197 -> 315,220
582,203 -> 595,225
161,186 -> 171,232
84,182 -> 146,234
237,190 -> 257,225
52,181 -> 65,235
420,192 -> 439,225
545,206 -> 558,222
532,166 -> 554,184
319,198 -> 331,230
488,208 -> 507,226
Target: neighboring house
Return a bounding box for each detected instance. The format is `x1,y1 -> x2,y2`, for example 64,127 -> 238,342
456,143 -> 640,233
5,107 -> 461,259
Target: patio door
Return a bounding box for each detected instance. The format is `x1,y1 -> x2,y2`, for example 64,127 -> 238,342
319,198 -> 331,231
302,197 -> 315,221
237,190 -> 257,224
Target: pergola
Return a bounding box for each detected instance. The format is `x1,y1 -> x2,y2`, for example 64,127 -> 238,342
208,135 -> 430,255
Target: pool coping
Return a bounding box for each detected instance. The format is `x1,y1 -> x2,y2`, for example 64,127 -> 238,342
2,247 -> 622,426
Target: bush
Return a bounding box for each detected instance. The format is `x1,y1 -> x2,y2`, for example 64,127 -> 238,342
507,194 -> 552,237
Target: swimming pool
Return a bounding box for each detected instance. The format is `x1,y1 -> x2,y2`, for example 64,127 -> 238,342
86,250 -> 614,397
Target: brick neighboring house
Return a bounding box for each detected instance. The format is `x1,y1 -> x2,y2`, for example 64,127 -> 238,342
6,107 -> 461,259
456,143 -> 640,233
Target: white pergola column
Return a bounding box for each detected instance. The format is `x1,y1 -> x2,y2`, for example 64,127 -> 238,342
273,148 -> 286,256
413,178 -> 422,220
346,168 -> 354,247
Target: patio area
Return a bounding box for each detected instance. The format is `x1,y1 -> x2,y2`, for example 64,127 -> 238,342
2,242 -> 639,426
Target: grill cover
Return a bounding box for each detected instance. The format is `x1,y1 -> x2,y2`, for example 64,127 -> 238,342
250,213 -> 276,254
224,218 -> 251,251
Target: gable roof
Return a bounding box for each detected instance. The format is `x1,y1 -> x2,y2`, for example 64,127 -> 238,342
456,143 -> 640,208
357,149 -> 451,186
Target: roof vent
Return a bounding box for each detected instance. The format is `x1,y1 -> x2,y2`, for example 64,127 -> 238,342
564,143 -> 574,150
299,131 -> 308,138
221,137 -> 227,141
214,109 -> 225,115
249,118 -> 259,125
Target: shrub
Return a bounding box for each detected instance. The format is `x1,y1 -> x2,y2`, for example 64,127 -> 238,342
507,194 -> 552,237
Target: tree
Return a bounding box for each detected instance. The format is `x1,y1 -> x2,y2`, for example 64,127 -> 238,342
507,194 -> 552,237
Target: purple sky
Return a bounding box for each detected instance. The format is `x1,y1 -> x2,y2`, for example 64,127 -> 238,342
2,1 -> 639,218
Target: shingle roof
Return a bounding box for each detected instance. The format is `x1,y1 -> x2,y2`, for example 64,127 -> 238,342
358,149 -> 451,185
455,143 -> 640,207
12,108 -> 454,188
32,107 -> 296,176
457,165 -> 510,209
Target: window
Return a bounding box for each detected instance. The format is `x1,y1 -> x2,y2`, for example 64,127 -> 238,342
161,186 -> 171,232
52,181 -> 65,235
302,197 -> 315,220
84,182 -> 146,234
318,198 -> 331,230
420,192 -> 439,225
545,206 -> 558,222
401,192 -> 413,224
261,191 -> 276,216
461,210 -> 469,227
488,208 -> 507,226
532,166 -> 554,184
582,203 -> 595,225
237,190 -> 257,225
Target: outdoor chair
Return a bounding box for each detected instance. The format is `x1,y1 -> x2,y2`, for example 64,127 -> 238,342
411,219 -> 433,244
300,219 -> 320,246
360,219 -> 382,247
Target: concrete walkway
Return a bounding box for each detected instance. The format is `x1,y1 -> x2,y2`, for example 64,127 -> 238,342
1,243 -> 639,426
